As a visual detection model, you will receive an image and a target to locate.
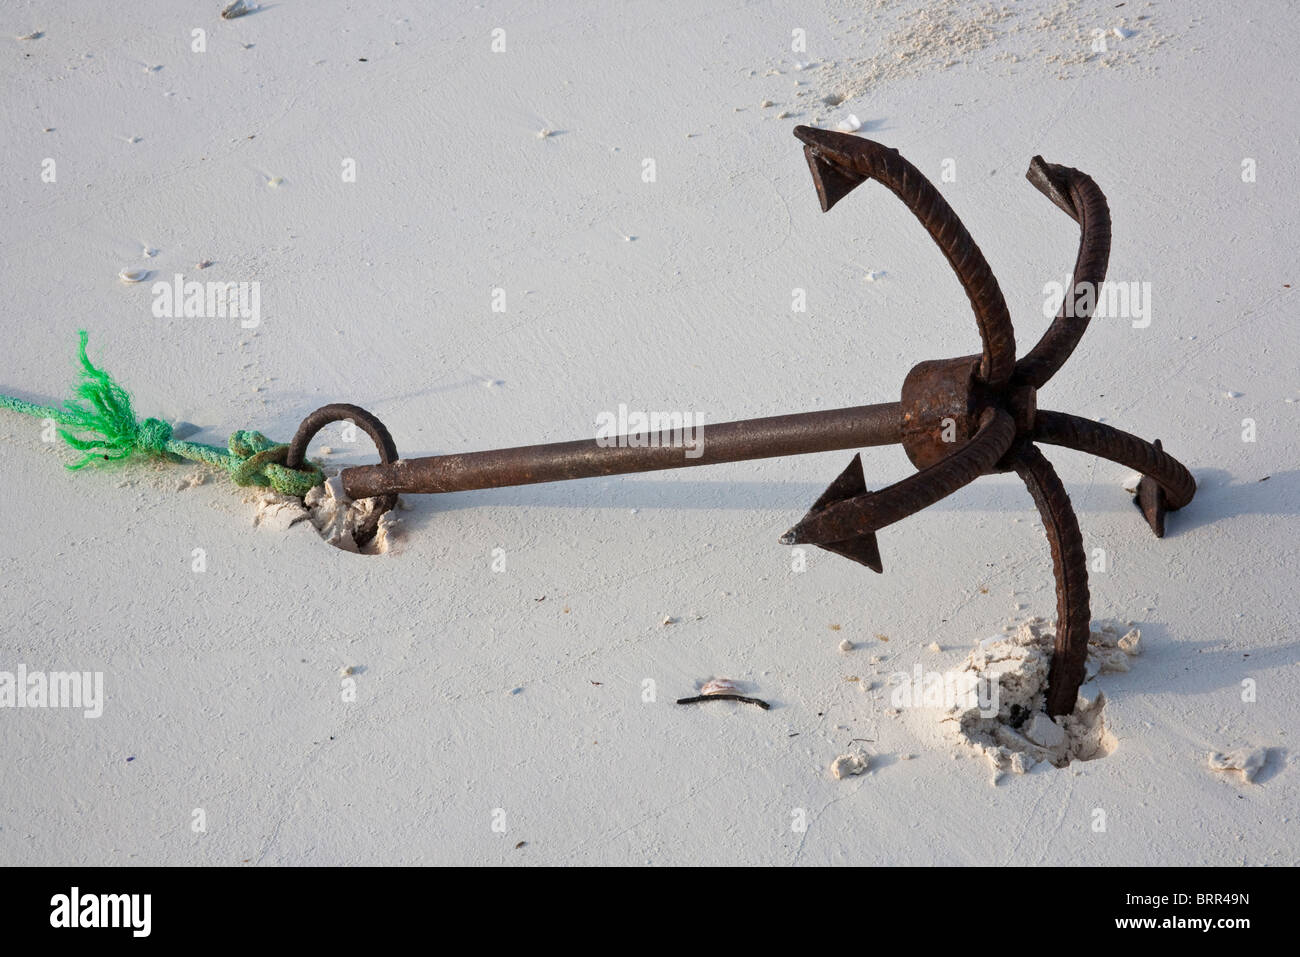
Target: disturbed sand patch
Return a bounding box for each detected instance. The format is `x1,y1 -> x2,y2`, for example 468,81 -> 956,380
250,474 -> 400,554
1207,747 -> 1270,784
943,618 -> 1140,783
753,0 -> 1187,127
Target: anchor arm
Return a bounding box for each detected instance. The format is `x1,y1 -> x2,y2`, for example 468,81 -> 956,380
1006,440 -> 1092,717
1014,158 -> 1112,390
1031,409 -> 1195,537
793,126 -> 1018,388
780,406 -> 1016,545
1032,410 -> 1195,509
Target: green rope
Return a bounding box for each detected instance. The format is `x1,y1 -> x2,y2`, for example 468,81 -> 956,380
0,331 -> 323,497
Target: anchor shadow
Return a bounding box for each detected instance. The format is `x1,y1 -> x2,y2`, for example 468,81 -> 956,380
382,465 -> 1293,526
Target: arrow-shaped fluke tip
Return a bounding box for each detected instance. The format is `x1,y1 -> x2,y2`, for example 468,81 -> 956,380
792,125 -> 855,151
793,126 -> 868,212
823,532 -> 884,573
1026,155 -> 1080,222
780,454 -> 884,572
1134,439 -> 1168,538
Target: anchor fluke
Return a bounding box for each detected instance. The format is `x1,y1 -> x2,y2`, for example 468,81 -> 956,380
779,454 -> 883,572
794,125 -> 870,212
1134,438 -> 1170,537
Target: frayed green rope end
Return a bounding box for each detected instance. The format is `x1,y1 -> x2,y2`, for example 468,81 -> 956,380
1,331 -> 323,497
58,330 -> 176,468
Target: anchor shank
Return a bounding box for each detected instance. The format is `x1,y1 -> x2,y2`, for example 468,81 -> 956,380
340,402 -> 903,498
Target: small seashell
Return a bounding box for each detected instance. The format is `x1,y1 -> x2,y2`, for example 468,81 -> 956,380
118,268 -> 151,284
835,113 -> 862,133
222,1 -> 256,20
17,31 -> 44,41
700,677 -> 740,696
196,260 -> 212,269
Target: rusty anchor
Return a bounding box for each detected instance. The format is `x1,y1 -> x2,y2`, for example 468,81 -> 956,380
288,126 -> 1195,717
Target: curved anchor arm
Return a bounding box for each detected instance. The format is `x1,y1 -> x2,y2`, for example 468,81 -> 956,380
780,407 -> 1016,545
1005,440 -> 1091,717
1032,410 -> 1195,510
794,127 -> 1017,388
1014,158 -> 1112,389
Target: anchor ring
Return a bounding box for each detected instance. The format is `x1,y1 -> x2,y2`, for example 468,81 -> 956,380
287,403 -> 399,548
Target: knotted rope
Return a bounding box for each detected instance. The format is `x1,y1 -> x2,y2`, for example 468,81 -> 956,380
0,331 -> 323,497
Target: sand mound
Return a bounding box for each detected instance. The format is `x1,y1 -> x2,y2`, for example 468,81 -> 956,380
945,618 -> 1139,782
251,475 -> 399,554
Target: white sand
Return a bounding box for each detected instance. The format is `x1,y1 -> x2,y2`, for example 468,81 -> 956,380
1,0 -> 1295,865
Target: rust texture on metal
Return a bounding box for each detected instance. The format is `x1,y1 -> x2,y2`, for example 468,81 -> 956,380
781,127 -> 1192,715
1007,440 -> 1093,717
795,126 -> 1018,388
1032,413 -> 1194,520
341,402 -> 903,498
1015,157 -> 1113,390
780,406 -> 1017,546
286,403 -> 400,547
899,355 -> 982,470
299,127 -> 1195,719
